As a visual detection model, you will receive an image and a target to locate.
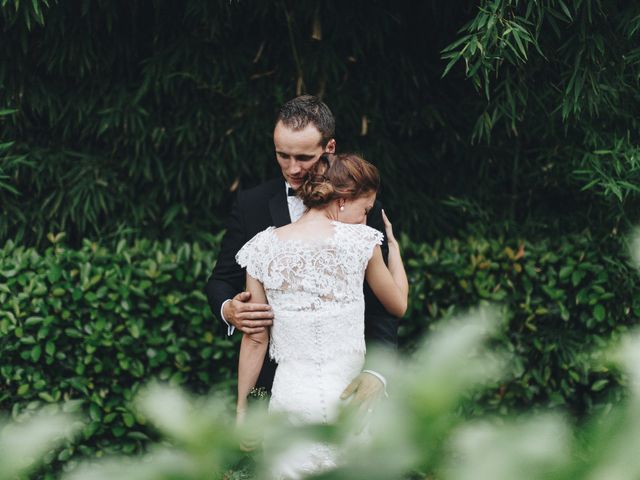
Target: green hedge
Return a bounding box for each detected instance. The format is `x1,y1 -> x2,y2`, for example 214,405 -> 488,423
0,232 -> 638,470
0,235 -> 234,472
401,233 -> 639,416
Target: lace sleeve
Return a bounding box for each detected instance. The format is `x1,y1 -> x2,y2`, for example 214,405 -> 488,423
235,228 -> 272,282
360,224 -> 384,261
340,223 -> 384,266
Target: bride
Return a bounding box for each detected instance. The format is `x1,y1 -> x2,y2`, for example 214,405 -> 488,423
235,153 -> 408,478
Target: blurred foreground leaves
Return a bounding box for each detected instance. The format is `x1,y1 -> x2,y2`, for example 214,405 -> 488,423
1,303 -> 640,479
48,307 -> 640,479
0,411 -> 78,480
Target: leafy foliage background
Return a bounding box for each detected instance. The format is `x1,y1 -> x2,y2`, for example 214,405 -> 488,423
3,0 -> 639,246
2,0 -> 640,476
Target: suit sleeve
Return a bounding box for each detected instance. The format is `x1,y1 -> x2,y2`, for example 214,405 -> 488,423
205,192 -> 247,331
363,200 -> 399,352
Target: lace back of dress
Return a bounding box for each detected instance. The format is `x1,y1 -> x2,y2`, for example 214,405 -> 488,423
236,222 -> 383,362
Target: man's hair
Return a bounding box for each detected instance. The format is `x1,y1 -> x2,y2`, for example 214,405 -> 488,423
276,95 -> 335,147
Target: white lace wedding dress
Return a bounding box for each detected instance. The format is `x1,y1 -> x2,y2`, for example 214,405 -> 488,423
236,221 -> 383,479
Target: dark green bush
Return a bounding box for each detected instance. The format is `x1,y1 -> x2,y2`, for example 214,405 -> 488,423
4,1 -> 639,247
0,1 -> 460,246
0,231 -> 637,470
0,234 -> 234,468
401,232 -> 639,416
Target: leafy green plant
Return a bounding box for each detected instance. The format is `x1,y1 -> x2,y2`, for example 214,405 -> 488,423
400,230 -> 638,416
0,228 -> 637,476
0,235 -> 232,474
3,1 -> 639,245
441,0 -> 640,229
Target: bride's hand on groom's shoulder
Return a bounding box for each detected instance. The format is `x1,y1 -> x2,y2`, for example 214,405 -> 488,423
381,209 -> 398,246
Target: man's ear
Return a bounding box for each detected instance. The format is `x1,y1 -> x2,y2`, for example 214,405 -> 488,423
325,139 -> 336,153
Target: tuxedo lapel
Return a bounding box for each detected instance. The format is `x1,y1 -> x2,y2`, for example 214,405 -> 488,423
269,185 -> 291,227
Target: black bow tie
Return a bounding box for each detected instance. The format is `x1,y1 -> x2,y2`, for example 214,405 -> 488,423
287,187 -> 297,197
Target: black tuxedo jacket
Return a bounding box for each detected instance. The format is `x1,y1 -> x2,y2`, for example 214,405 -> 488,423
205,177 -> 398,391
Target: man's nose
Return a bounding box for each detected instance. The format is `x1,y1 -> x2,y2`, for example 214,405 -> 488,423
288,161 -> 301,174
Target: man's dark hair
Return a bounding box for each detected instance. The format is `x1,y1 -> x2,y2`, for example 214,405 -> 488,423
276,95 -> 335,147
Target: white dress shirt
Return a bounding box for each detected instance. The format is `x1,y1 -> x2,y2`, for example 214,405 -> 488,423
286,181 -> 306,222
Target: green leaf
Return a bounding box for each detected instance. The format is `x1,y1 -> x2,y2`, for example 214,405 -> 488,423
58,448 -> 72,462
89,403 -> 103,421
557,0 -> 573,21
31,344 -> 42,362
38,392 -> 55,402
591,379 -> 609,391
47,264 -> 62,283
122,412 -> 136,427
571,270 -> 585,287
559,265 -> 573,280
82,421 -> 101,439
593,304 -> 606,322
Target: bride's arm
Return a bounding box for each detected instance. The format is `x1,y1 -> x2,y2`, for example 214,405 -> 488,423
237,273 -> 269,419
365,210 -> 409,318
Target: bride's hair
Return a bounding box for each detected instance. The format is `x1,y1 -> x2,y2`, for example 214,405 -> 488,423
298,153 -> 380,208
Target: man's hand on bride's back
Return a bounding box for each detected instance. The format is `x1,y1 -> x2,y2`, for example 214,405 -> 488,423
340,372 -> 384,409
224,291 -> 274,334
340,372 -> 384,433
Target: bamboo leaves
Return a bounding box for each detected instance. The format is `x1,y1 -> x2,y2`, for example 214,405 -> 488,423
441,1 -> 540,94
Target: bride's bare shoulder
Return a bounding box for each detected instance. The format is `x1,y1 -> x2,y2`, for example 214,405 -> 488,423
271,223 -> 303,241
273,223 -> 296,235
274,220 -> 335,241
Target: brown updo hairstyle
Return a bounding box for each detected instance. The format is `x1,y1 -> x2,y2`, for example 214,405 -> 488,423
298,153 -> 380,209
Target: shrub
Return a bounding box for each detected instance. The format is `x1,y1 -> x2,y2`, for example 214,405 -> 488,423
0,235 -> 234,469
400,232 -> 639,416
0,230 -> 637,471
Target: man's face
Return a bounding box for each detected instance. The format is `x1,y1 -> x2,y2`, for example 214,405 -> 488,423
274,121 -> 336,189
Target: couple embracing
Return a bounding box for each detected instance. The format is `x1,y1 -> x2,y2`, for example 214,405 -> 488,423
206,95 -> 408,478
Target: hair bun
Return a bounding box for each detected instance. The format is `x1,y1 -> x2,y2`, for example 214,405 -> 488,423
297,153 -> 379,209
298,159 -> 336,207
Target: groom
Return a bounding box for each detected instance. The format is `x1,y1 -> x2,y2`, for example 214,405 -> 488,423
205,95 -> 397,406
